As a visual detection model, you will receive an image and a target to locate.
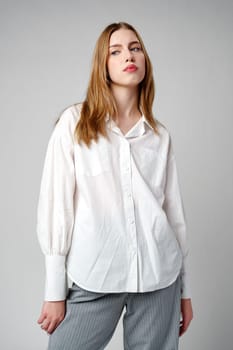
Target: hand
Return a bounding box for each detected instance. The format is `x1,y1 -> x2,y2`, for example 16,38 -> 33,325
37,300 -> 66,334
179,298 -> 193,337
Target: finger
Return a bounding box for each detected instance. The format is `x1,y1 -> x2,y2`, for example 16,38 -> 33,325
179,319 -> 189,337
179,326 -> 184,336
47,320 -> 60,334
179,325 -> 186,337
179,318 -> 185,335
179,321 -> 183,336
37,313 -> 46,324
41,319 -> 51,331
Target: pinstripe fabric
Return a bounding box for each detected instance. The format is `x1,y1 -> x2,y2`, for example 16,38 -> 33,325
47,274 -> 181,350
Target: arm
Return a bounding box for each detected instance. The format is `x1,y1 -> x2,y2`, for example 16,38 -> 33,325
162,134 -> 193,335
36,107 -> 76,333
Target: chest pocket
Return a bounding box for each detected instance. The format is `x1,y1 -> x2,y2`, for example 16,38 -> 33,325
76,142 -> 112,176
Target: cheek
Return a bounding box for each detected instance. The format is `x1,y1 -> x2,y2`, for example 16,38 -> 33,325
107,60 -> 119,79
141,56 -> 146,71
107,60 -> 114,74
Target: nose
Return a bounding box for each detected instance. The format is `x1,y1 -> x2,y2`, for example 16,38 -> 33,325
125,49 -> 135,62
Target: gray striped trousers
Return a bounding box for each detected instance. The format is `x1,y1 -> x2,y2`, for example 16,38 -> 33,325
47,274 -> 181,350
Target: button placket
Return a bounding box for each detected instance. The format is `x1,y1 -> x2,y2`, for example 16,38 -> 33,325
120,138 -> 138,289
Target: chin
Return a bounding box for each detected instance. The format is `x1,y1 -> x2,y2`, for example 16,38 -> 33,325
113,78 -> 143,89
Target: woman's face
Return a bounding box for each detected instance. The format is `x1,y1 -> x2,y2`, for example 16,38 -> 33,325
107,28 -> 146,89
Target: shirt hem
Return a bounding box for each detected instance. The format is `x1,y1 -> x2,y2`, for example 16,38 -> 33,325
67,269 -> 181,294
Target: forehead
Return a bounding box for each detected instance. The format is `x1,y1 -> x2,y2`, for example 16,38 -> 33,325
109,29 -> 139,46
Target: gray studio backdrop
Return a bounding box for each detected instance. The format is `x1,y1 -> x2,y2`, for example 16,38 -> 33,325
1,0 -> 233,349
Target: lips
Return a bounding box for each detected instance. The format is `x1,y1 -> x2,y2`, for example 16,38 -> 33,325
123,64 -> 138,72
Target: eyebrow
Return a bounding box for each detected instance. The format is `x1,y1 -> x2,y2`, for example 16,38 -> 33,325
109,41 -> 141,48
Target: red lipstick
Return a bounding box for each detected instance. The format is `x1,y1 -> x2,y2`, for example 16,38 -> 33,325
123,64 -> 138,72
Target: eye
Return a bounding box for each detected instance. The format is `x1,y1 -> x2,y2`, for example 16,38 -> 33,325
130,46 -> 141,52
110,50 -> 120,55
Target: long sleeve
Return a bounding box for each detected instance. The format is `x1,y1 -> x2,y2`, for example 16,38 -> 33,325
162,136 -> 191,299
36,107 -> 76,301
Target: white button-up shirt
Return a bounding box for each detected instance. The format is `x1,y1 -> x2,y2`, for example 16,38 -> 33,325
36,103 -> 190,301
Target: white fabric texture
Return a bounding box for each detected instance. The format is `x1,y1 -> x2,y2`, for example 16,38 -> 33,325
36,103 -> 190,301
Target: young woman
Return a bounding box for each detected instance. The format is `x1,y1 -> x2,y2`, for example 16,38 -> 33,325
37,22 -> 193,350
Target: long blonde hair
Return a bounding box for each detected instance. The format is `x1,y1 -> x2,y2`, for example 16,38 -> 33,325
75,22 -> 160,147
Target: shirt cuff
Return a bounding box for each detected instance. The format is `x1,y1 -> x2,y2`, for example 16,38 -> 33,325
180,270 -> 191,299
44,255 -> 68,301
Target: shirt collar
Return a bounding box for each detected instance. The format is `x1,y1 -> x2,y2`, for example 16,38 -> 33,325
141,114 -> 154,131
105,114 -> 154,138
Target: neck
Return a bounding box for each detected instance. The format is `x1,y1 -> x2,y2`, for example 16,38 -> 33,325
110,84 -> 141,120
